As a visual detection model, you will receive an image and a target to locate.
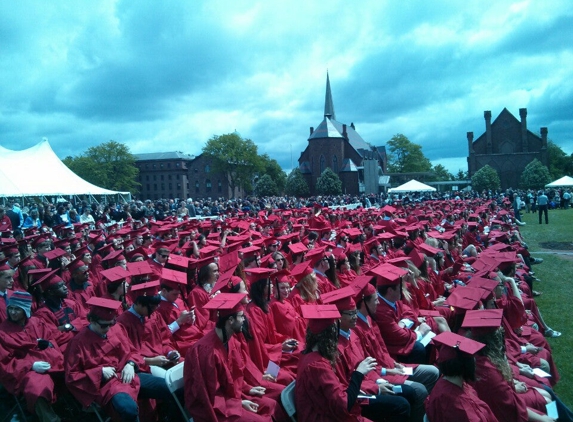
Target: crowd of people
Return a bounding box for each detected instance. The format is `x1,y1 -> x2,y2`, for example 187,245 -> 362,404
0,188 -> 570,422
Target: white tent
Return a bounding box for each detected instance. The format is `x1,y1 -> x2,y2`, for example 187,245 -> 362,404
0,140 -> 130,200
388,179 -> 436,193
545,175 -> 573,188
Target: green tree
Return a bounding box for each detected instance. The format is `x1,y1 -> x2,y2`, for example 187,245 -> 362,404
520,159 -> 552,190
202,133 -> 264,193
471,165 -> 500,192
285,168 -> 310,197
63,140 -> 139,193
316,167 -> 343,195
547,140 -> 573,179
387,134 -> 432,173
455,169 -> 469,180
255,174 -> 279,196
260,154 -> 287,193
430,164 -> 453,181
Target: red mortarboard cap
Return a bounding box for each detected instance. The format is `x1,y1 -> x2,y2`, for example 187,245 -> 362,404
0,260 -> 12,271
100,267 -> 130,284
350,275 -> 376,301
218,251 -> 241,273
461,309 -> 503,336
364,237 -> 380,252
322,286 -> 357,311
102,249 -> 126,264
129,280 -> 160,300
127,247 -> 149,260
213,272 -> 243,294
32,269 -> 63,290
189,255 -> 216,270
466,277 -> 499,294
86,297 -> 121,320
290,261 -> 313,282
199,245 -> 219,258
160,268 -> 187,289
28,268 -> 52,283
165,254 -> 190,271
368,263 -> 407,286
407,249 -> 425,268
301,304 -> 341,334
239,245 -> 261,259
244,267 -> 275,285
1,245 -> 19,255
417,243 -> 440,257
43,248 -> 67,261
127,260 -> 153,277
68,257 -> 88,273
203,293 -> 246,318
305,247 -> 326,267
444,286 -> 486,314
271,269 -> 295,286
432,331 -> 485,363
288,242 -> 308,255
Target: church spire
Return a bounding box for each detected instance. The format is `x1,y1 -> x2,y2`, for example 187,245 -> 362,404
324,71 -> 336,120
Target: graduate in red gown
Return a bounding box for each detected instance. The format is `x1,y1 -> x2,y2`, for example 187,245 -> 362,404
187,261 -> 218,330
295,305 -> 374,422
66,257 -> 96,314
0,291 -> 64,421
425,332 -> 498,422
65,297 -> 141,422
269,270 -> 307,342
184,293 -> 280,422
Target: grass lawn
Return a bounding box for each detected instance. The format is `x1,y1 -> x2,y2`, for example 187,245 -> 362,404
519,208 -> 573,406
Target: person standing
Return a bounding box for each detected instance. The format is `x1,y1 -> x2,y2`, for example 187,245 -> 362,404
537,191 -> 549,224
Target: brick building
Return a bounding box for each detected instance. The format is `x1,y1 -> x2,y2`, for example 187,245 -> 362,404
298,74 -> 387,195
135,152 -> 242,201
467,108 -> 548,190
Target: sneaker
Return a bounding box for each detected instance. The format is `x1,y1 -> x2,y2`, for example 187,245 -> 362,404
531,258 -> 544,265
545,329 -> 562,338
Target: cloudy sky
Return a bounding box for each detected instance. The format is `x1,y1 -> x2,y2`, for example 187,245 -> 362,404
1,0 -> 572,175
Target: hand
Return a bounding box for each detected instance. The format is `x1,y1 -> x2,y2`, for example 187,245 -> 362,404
514,380 -> 528,393
433,298 -> 446,307
417,322 -> 431,336
394,362 -> 405,370
37,339 -> 53,350
282,339 -> 298,352
102,366 -> 116,381
32,361 -> 51,374
177,310 -> 195,325
262,373 -> 277,382
525,344 -> 541,354
167,350 -> 180,362
356,357 -> 377,376
378,383 -> 396,395
242,400 -> 259,413
121,364 -> 135,383
146,356 -> 170,367
249,386 -> 266,397
387,368 -> 406,376
519,365 -> 535,378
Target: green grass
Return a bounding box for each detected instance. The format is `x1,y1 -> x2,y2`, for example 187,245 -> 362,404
519,209 -> 573,406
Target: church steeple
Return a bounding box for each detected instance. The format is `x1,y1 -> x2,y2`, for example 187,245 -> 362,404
324,72 -> 336,121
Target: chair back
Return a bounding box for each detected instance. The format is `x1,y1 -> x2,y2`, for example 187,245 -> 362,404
165,361 -> 185,393
281,380 -> 297,421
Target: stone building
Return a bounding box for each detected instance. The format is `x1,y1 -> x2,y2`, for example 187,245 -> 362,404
467,108 -> 548,190
298,74 -> 387,195
135,152 -> 242,201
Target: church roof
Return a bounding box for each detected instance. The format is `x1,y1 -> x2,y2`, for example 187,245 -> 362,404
135,151 -> 195,161
309,117 -> 371,152
340,158 -> 359,172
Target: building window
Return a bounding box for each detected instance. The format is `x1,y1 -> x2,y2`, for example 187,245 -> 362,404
153,164 -> 156,169
320,155 -> 325,174
332,155 -> 338,173
167,163 -> 171,168
177,183 -> 181,189
161,183 -> 165,190
194,168 -> 198,173
195,181 -> 199,193
146,175 -> 149,181
176,174 -> 180,180
147,184 -> 150,191
205,165 -> 210,173
169,183 -> 173,190
168,175 -> 172,180
206,179 -> 212,192
153,175 -> 157,181
176,162 -> 180,168
161,175 -> 164,181
154,184 -> 158,190
160,163 -> 164,169
218,180 -> 222,193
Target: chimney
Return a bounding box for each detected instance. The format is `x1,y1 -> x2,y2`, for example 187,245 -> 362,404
310,127 -> 314,136
350,122 -> 355,130
520,108 -> 528,152
484,111 -> 492,154
342,124 -> 347,139
467,132 -> 474,154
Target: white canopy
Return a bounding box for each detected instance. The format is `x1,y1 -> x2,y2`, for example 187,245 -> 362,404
388,179 -> 436,193
545,175 -> 573,188
0,140 -> 130,199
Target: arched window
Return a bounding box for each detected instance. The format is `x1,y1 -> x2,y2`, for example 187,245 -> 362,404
218,180 -> 222,192
205,165 -> 210,173
332,155 -> 338,173
320,155 -> 326,174
195,180 -> 199,193
206,179 -> 212,192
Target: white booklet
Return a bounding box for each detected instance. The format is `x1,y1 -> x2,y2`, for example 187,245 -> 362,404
546,401 -> 558,419
420,331 -> 436,347
532,368 -> 551,378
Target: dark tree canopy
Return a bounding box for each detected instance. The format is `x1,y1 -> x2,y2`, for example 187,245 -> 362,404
285,168 -> 310,197
547,141 -> 573,180
430,164 -> 453,181
316,167 -> 343,195
387,134 -> 432,173
63,140 -> 139,193
471,165 -> 500,192
520,159 -> 552,190
260,154 -> 287,193
255,174 -> 279,196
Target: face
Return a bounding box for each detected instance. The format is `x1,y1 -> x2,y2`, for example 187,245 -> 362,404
125,244 -> 135,253
0,271 -> 14,291
37,242 -> 51,254
163,287 -> 180,303
365,294 -> 379,315
74,266 -> 90,283
238,281 -> 249,304
156,251 -> 169,264
81,253 -> 92,264
277,282 -> 290,300
230,311 -> 245,334
318,256 -> 330,272
91,318 -> 116,336
208,263 -> 220,283
275,255 -> 286,270
7,305 -> 25,324
48,281 -> 69,298
340,307 -> 358,331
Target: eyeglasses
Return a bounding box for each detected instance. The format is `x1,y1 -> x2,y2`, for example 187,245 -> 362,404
95,319 -> 116,329
276,257 -> 286,262
341,311 -> 358,317
160,254 -> 169,259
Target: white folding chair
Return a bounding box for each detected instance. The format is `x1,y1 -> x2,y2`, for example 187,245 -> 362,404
281,380 -> 297,421
164,361 -> 193,422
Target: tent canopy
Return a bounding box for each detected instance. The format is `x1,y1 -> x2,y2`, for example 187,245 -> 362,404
388,179 -> 436,193
0,140 -> 130,199
545,175 -> 573,188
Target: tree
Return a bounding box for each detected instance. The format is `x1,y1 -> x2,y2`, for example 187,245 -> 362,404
520,159 -> 552,190
316,168 -> 343,195
387,134 -> 432,173
202,133 -> 264,193
455,169 -> 469,181
63,140 -> 139,193
471,165 -> 500,192
430,164 -> 453,181
255,174 -> 279,196
260,154 -> 287,193
285,168 -> 310,197
547,141 -> 573,179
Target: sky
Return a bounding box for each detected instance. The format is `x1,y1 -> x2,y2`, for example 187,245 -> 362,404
1,0 -> 572,175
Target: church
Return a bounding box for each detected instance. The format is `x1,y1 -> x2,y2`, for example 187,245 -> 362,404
298,74 -> 388,196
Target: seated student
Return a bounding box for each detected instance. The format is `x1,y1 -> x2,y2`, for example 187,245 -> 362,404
0,263 -> 15,322
184,293 -> 281,422
269,269 -> 307,342
425,332 -> 497,422
187,260 -> 218,330
65,297 -> 141,422
66,257 -> 96,314
0,292 -> 65,422
296,304 -> 379,422
287,262 -> 321,315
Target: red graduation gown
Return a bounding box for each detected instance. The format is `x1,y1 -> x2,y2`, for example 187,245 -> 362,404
184,329 -> 273,422
425,378 -> 498,422
65,324 -> 140,408
0,317 -> 64,413
34,298 -> 86,353
269,298 -> 307,342
156,297 -> 202,355
186,285 -> 212,331
374,298 -> 418,358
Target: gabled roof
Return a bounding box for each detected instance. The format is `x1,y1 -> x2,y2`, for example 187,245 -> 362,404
340,158 -> 359,172
299,161 -> 312,174
309,118 -> 371,152
135,152 -> 195,161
